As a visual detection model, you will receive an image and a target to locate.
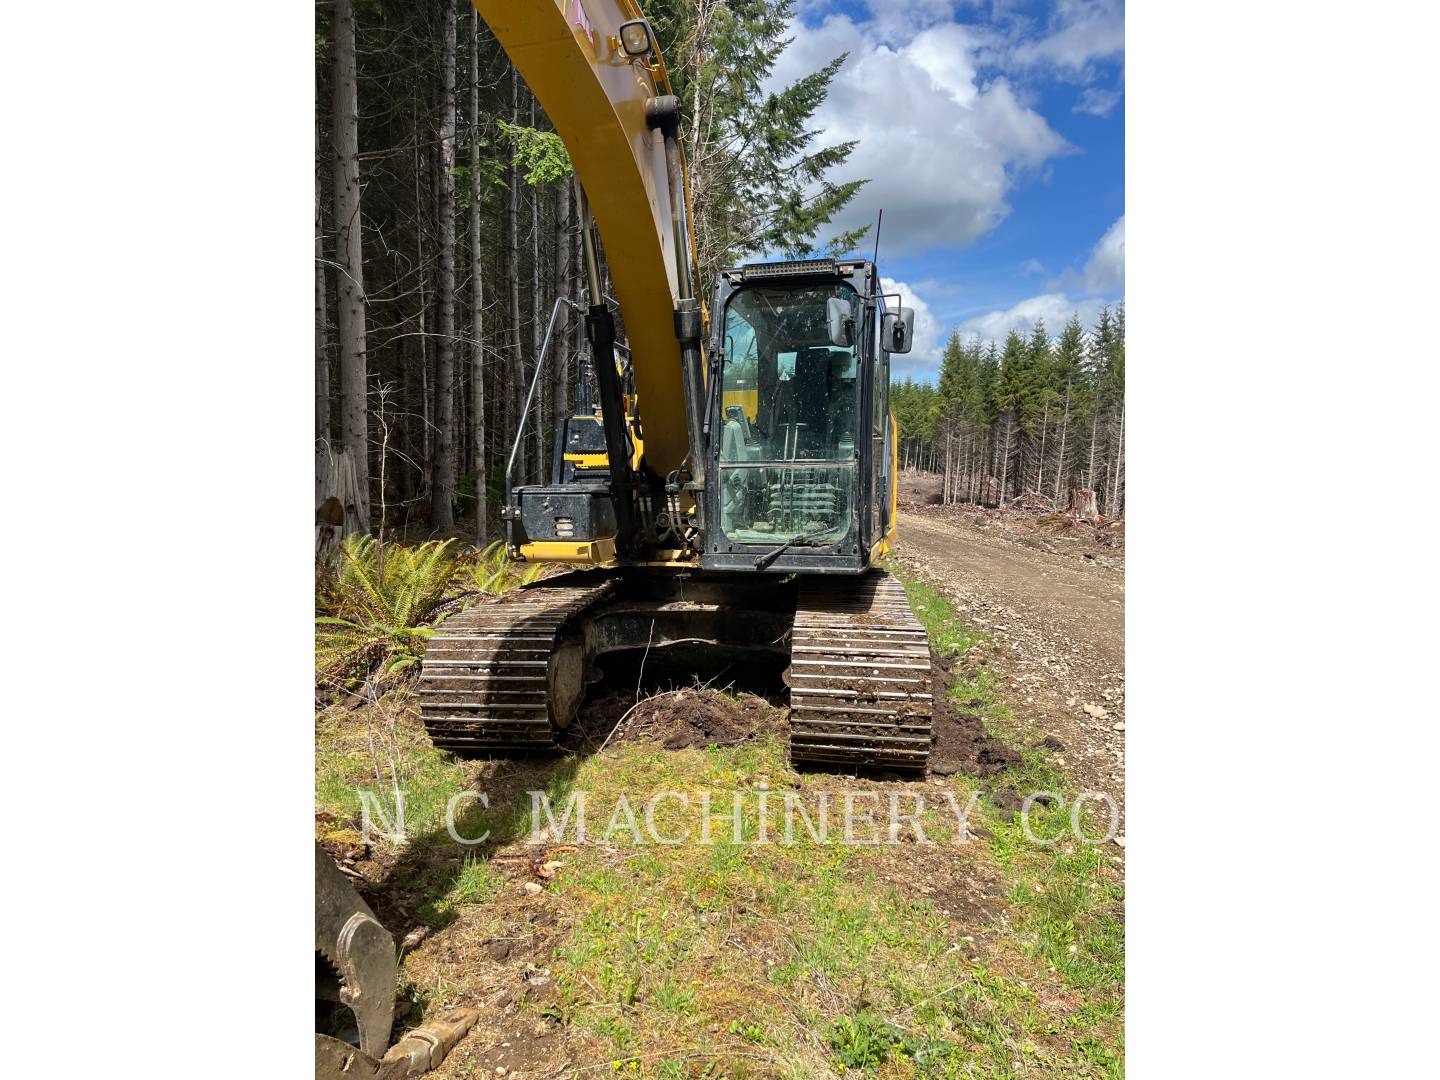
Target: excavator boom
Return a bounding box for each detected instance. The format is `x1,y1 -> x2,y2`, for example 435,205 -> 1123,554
474,0 -> 692,476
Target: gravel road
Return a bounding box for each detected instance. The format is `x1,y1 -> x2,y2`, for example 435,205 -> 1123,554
895,507 -> 1126,821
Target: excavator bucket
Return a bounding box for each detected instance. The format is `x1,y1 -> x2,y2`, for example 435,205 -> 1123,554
315,846 -> 397,1062
316,846 -> 482,1079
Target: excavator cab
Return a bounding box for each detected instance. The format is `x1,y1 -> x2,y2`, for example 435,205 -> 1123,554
701,258 -> 912,574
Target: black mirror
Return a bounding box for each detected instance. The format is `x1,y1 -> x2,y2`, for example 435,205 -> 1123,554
882,307 -> 914,354
826,296 -> 853,348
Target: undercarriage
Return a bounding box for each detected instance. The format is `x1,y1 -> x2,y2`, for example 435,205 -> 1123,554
418,569 -> 933,771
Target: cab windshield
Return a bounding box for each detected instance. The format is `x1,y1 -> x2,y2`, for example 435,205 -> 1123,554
717,282 -> 859,546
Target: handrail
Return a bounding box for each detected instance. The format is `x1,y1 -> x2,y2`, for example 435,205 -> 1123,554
505,295 -> 584,552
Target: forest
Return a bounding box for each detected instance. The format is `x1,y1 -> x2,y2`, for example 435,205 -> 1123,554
891,307 -> 1126,517
315,0 -> 1127,544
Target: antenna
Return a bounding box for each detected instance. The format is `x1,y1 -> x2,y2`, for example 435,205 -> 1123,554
871,208 -> 884,269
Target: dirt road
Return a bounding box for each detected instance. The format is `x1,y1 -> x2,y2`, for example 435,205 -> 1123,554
895,506 -> 1125,820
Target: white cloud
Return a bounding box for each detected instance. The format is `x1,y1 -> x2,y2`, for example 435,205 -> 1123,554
1074,86 -> 1121,117
958,215 -> 1123,346
882,276 -> 942,378
958,292 -> 1110,343
1082,214 -> 1124,293
1010,0 -> 1125,76
767,12 -> 1069,256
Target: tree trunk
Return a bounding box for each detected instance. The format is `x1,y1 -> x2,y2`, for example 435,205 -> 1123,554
331,0 -> 369,531
430,0 -> 458,531
316,446 -> 369,558
1086,404 -> 1100,489
1036,397 -> 1050,496
1053,381 -> 1071,503
1110,406 -> 1125,519
507,71 -> 525,485
530,92 -> 544,483
554,179 -> 571,437
469,10 -> 488,545
999,414 -> 1013,507
315,153 -> 331,499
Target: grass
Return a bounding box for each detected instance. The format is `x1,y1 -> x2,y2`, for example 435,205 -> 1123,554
314,559 -> 1122,1077
889,565 -> 988,660
314,691 -> 470,847
416,854 -> 505,927
474,715 -> 1124,1077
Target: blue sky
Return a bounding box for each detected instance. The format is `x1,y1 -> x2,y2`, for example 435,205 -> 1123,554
770,0 -> 1125,380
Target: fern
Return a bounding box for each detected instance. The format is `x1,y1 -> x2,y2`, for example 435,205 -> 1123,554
470,540 -> 544,596
315,536 -> 544,693
316,537 -> 462,691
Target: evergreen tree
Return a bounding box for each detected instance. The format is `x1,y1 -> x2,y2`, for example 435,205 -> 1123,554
1023,319 -> 1054,493
993,329 -> 1032,504
647,0 -> 867,295
1050,313 -> 1086,501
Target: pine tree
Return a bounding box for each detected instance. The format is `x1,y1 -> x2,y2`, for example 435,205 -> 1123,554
430,0 -> 459,531
1024,320 -> 1054,495
331,0 -> 369,532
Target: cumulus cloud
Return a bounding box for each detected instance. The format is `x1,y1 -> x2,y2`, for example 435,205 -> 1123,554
1082,214 -> 1124,293
767,12 -> 1068,256
1009,0 -> 1125,76
960,215 -> 1123,344
958,292 -> 1110,343
881,276 -> 943,378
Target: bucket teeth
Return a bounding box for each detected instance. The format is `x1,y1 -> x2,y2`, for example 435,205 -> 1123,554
786,571 -> 933,772
418,573 -> 616,753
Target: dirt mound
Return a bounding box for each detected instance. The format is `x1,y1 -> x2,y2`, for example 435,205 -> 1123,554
572,665 -> 1018,776
584,687 -> 784,750
928,664 -> 1022,777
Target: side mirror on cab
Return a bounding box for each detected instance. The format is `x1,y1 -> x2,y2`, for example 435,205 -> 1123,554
882,307 -> 915,354
827,296 -> 853,348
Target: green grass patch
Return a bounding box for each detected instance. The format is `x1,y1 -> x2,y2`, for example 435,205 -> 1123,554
888,556 -> 1125,1066
525,736 -> 1121,1077
416,854 -> 505,927
314,694 -> 469,845
888,563 -> 988,659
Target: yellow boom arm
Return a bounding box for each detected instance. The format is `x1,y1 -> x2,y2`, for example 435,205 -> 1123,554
473,0 -> 694,477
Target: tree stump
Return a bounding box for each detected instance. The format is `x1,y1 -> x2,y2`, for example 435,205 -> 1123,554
316,446 -> 368,562
1066,488 -> 1099,523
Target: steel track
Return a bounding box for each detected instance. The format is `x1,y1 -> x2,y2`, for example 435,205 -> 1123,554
786,571 -> 933,771
417,572 -> 617,753
419,568 -> 933,771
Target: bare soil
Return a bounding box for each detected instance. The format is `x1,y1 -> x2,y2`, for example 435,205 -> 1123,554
896,471 -> 1126,822
574,686 -> 786,750
929,664 -> 1022,777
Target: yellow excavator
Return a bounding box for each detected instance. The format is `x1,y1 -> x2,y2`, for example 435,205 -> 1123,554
418,0 -> 934,772
320,3 -> 932,1071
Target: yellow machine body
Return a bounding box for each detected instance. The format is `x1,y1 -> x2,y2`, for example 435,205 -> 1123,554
476,0 -> 900,573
